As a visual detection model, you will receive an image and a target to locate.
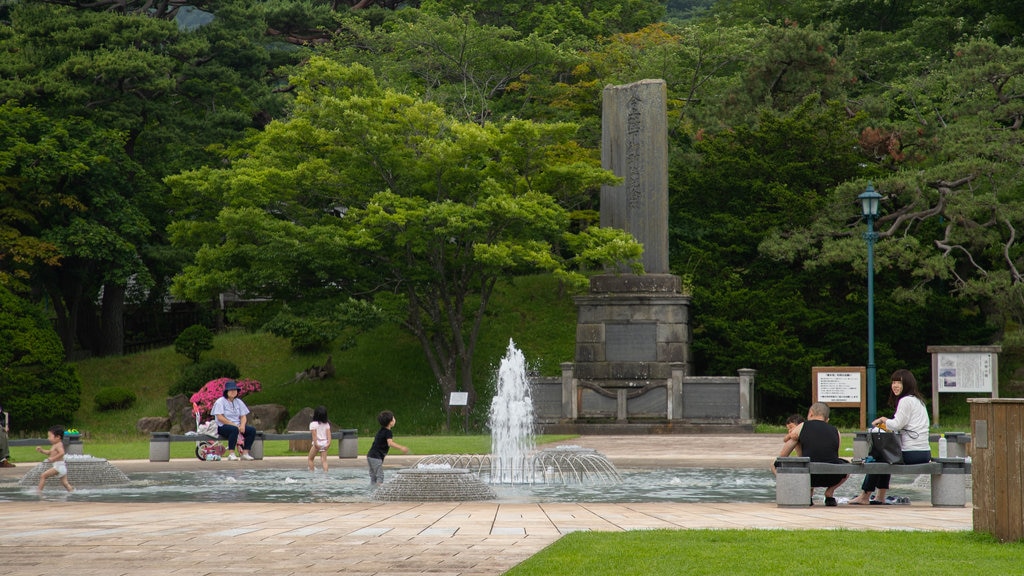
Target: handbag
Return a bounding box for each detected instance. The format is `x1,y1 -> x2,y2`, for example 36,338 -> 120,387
867,430 -> 903,464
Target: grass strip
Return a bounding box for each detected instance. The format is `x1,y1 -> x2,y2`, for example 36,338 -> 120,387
504,529 -> 1021,576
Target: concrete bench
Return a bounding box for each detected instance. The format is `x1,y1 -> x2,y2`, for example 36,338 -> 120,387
852,431 -> 971,459
10,436 -> 84,455
774,456 -> 971,507
149,429 -> 358,462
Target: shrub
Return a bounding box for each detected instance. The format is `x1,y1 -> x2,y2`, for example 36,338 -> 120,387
168,359 -> 240,397
0,286 -> 81,432
94,387 -> 136,411
174,324 -> 214,363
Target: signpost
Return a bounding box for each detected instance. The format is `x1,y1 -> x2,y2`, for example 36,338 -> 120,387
927,345 -> 1001,426
812,366 -> 867,429
448,391 -> 469,433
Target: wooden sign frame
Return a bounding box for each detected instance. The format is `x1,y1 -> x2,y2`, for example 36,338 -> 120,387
812,366 -> 867,429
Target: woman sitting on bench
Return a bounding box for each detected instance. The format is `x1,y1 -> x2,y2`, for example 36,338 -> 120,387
211,380 -> 256,461
849,369 -> 931,505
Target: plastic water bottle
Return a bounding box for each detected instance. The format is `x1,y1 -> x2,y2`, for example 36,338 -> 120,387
938,436 -> 948,458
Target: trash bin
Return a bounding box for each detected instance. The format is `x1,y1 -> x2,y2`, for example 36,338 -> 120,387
853,431 -> 869,460
150,432 -> 171,462
338,429 -> 358,459
969,398 -> 1024,542
250,431 -> 265,460
64,434 -> 84,456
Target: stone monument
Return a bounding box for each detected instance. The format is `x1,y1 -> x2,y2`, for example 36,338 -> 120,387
538,79 -> 755,431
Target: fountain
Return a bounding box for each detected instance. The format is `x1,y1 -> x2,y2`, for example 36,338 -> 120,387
371,466 -> 497,501
18,454 -> 130,489
489,340 -> 536,483
400,339 -> 621,493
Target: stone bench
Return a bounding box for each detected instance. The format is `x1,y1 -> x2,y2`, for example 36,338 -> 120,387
149,429 -> 358,462
10,436 -> 84,455
852,431 -> 971,459
774,456 -> 971,507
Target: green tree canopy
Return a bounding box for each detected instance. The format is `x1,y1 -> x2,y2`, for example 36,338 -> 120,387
168,57 -> 641,413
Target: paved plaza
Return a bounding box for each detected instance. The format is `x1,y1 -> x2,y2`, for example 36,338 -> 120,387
0,435 -> 972,575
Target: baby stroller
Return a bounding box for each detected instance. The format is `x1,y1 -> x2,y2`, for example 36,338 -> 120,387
193,403 -> 227,461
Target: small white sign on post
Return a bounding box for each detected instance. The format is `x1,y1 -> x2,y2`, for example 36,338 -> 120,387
449,392 -> 469,406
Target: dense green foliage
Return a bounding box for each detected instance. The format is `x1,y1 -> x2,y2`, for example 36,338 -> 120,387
0,287 -> 81,430
4,0 -> 1023,425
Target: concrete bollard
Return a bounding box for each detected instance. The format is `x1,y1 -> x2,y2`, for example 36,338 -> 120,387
943,432 -> 969,459
774,457 -> 811,506
931,458 -> 970,507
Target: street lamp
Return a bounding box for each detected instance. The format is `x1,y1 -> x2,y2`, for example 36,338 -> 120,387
858,183 -> 882,424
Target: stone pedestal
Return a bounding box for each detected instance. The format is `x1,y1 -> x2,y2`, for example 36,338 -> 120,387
571,273 -> 691,421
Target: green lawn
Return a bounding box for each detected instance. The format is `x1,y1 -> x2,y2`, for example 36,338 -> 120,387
505,529 -> 1022,576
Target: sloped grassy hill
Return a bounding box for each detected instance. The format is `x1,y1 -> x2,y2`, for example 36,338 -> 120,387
73,274 -> 576,439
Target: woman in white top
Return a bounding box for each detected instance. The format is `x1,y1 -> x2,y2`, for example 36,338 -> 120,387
211,380 -> 256,461
849,369 -> 931,505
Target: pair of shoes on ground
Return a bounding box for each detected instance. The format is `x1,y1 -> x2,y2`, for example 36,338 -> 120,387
228,453 -> 254,461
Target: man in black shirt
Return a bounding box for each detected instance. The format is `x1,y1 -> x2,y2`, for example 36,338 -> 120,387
778,402 -> 848,506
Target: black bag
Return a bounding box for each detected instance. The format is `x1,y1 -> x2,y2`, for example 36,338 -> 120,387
868,431 -> 903,464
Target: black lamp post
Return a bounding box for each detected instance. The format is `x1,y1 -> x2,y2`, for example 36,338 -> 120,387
858,183 -> 882,424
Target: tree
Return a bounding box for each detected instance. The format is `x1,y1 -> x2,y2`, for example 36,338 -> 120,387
0,103 -> 82,292
0,2 -> 289,357
765,39 -> 1024,329
0,286 -> 81,432
167,58 -> 642,417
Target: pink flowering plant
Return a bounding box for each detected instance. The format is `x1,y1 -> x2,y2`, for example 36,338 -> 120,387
189,377 -> 261,419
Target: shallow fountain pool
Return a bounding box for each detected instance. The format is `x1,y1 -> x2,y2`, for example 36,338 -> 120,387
0,466 -> 937,504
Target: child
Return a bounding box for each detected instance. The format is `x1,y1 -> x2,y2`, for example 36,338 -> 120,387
367,410 -> 408,485
35,425 -> 74,492
308,405 -> 332,472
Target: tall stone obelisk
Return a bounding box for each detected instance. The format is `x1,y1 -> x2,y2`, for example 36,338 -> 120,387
569,79 -> 692,423
600,78 -> 670,274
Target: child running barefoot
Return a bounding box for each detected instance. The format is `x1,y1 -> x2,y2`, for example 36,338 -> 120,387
308,405 -> 331,472
35,425 -> 74,493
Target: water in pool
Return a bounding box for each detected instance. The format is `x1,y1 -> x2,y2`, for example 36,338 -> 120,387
0,466 -> 936,504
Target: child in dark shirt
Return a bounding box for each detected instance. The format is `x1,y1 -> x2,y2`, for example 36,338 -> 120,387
366,410 -> 408,485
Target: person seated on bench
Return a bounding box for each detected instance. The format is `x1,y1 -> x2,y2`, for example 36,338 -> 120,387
777,402 -> 848,506
849,368 -> 931,505
211,380 -> 256,461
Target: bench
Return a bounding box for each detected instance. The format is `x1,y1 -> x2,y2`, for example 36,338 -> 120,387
10,436 -> 85,455
149,429 -> 358,462
774,456 -> 971,507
